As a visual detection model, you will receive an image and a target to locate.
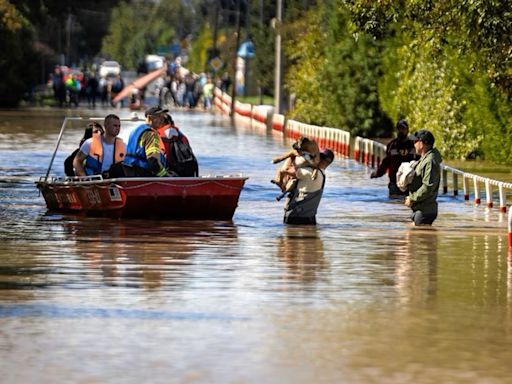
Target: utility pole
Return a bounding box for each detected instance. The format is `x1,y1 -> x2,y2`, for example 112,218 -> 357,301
66,12 -> 72,66
230,0 -> 242,118
213,2 -> 219,53
274,0 -> 283,114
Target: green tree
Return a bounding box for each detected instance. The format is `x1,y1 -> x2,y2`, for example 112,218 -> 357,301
248,0 -> 275,97
0,0 -> 40,106
284,3 -> 392,136
346,0 -> 512,162
102,2 -> 165,69
101,0 -> 199,70
188,23 -> 213,74
284,7 -> 330,125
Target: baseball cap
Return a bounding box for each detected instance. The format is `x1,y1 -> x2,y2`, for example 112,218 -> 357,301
320,148 -> 335,162
396,119 -> 409,130
144,105 -> 169,117
409,129 -> 435,145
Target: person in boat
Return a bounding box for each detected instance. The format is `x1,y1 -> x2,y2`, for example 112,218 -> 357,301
157,111 -> 199,177
404,129 -> 442,226
122,106 -> 171,177
370,119 -> 419,198
64,122 -> 104,176
73,114 -> 126,178
283,148 -> 335,225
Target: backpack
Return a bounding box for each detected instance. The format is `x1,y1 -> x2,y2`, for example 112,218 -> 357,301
163,131 -> 199,177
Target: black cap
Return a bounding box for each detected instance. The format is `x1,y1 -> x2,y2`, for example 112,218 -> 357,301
320,148 -> 335,162
396,119 -> 408,130
144,105 -> 168,117
409,129 -> 435,145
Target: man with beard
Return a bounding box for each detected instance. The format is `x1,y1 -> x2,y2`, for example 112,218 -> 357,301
370,119 -> 419,198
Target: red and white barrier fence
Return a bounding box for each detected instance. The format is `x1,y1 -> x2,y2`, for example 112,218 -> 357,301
284,120 -> 351,156
272,114 -> 286,132
322,127 -> 351,157
212,89 -> 233,116
354,137 -> 386,168
439,165 -> 512,212
233,100 -> 252,118
509,209 -> 512,248
213,88 -> 224,113
251,105 -> 273,130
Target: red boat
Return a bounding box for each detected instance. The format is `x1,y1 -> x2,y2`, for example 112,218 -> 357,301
36,117 -> 248,219
36,175 -> 247,219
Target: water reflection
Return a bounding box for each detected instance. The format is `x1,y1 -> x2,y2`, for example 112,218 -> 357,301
0,216 -> 239,295
276,226 -> 326,283
395,228 -> 438,305
61,219 -> 240,290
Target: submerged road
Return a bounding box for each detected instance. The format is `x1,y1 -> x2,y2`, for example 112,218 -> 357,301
0,108 -> 510,383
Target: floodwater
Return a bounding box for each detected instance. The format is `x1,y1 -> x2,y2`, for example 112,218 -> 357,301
1,107 -> 511,383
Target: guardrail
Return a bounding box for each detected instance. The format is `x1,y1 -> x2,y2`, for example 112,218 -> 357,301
212,88 -> 512,216
354,137 -> 386,168
439,165 -> 512,212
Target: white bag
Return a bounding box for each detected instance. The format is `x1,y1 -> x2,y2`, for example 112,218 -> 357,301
396,160 -> 418,192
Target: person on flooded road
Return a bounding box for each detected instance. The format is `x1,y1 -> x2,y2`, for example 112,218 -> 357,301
405,129 -> 442,226
370,119 -> 419,198
64,122 -> 104,176
283,148 -> 335,225
122,106 -> 170,177
73,114 -> 126,178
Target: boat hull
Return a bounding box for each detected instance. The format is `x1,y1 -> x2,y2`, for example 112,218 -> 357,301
36,176 -> 248,220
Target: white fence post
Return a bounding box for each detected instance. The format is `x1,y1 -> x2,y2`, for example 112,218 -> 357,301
463,175 -> 469,200
452,172 -> 458,196
474,177 -> 481,205
499,184 -> 507,213
485,180 -> 493,208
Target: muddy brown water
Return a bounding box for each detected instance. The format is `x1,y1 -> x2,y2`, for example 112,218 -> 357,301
0,107 -> 511,383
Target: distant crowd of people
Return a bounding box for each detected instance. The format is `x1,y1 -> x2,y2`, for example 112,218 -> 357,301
154,57 -> 230,111
48,58 -> 234,111
49,65 -> 124,108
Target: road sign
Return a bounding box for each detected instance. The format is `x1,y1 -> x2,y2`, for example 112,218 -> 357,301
238,40 -> 255,59
210,57 -> 223,72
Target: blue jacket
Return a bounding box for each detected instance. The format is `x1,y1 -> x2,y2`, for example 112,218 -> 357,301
124,124 -> 158,171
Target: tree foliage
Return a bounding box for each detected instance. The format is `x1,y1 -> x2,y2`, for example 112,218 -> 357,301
188,23 -> 213,74
248,0 -> 275,95
280,0 -> 512,162
284,3 -> 392,136
340,0 -> 512,162
0,0 -> 40,106
101,0 -> 203,69
283,7 -> 330,125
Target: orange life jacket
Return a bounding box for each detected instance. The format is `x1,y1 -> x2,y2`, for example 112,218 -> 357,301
84,135 -> 126,175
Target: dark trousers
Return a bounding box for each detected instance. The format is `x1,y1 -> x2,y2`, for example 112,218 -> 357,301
122,164 -> 154,177
411,210 -> 437,225
284,215 -> 317,225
